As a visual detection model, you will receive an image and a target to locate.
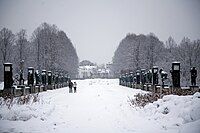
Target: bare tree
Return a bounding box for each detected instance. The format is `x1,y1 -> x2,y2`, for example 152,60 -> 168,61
0,28 -> 14,81
31,22 -> 79,78
0,28 -> 15,63
135,38 -> 140,70
14,29 -> 28,73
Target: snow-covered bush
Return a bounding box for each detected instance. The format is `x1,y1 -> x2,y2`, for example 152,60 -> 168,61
0,94 -> 39,108
128,92 -> 163,107
142,92 -> 200,125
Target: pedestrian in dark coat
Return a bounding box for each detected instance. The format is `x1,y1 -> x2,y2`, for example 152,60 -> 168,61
69,81 -> 73,93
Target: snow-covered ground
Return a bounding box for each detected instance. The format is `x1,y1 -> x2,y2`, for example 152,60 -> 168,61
0,79 -> 199,133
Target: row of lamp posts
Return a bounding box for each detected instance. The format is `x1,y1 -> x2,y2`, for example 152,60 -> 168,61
119,62 -> 198,93
2,63 -> 70,97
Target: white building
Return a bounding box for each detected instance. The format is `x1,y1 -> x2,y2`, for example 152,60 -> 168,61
78,63 -> 113,79
78,65 -> 97,79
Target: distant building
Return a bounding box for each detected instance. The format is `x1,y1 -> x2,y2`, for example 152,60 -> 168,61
78,65 -> 97,79
97,63 -> 114,78
78,62 -> 114,79
97,68 -> 109,78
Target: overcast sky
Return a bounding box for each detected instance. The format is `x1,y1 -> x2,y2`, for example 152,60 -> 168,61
0,0 -> 200,64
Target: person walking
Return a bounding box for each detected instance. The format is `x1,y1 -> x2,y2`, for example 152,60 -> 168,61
73,82 -> 77,93
69,80 -> 73,93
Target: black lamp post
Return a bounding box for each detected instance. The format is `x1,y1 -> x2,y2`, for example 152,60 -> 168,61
19,60 -> 24,85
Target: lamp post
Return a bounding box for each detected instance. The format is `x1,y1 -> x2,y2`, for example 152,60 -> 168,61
19,60 -> 24,85
27,67 -> 34,86
170,62 -> 180,88
152,66 -> 159,92
3,63 -> 13,96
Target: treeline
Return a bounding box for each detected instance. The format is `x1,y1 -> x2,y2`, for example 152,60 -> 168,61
0,22 -> 79,81
79,60 -> 95,66
112,33 -> 200,86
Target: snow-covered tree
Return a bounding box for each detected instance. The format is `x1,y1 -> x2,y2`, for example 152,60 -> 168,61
31,23 -> 59,71
112,33 -> 164,76
0,28 -> 15,81
176,37 -> 200,86
31,22 -> 78,78
12,29 -> 29,74
112,34 -> 200,86
0,28 -> 15,63
79,60 -> 95,66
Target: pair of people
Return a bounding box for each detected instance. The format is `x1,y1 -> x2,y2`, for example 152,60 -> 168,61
69,81 -> 77,93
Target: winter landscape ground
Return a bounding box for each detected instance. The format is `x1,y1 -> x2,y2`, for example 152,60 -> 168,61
0,79 -> 200,133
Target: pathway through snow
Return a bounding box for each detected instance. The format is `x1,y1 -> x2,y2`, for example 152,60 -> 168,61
0,79 -> 199,133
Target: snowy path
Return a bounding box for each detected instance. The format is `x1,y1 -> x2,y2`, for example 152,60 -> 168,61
0,79 -> 200,133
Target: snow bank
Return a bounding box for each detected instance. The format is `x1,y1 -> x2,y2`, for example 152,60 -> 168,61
140,92 -> 200,132
0,93 -> 55,122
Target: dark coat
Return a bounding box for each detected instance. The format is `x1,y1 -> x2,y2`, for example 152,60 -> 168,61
69,82 -> 73,88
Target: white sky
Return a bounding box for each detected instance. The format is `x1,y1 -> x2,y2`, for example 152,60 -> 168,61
0,0 -> 200,64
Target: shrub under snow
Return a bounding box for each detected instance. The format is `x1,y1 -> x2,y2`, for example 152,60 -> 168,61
138,92 -> 200,132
